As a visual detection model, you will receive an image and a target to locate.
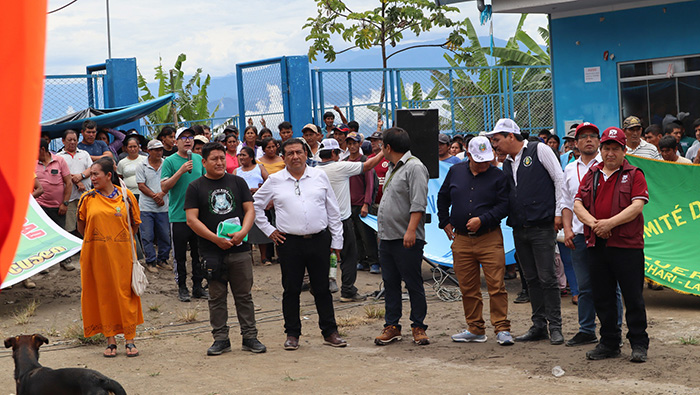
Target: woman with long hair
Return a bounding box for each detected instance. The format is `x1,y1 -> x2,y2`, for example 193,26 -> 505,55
225,134 -> 239,174
241,126 -> 263,159
449,141 -> 464,157
258,128 -> 273,141
77,157 -> 143,358
234,146 -> 273,265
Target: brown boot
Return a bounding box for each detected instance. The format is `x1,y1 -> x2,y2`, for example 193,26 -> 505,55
374,325 -> 402,346
412,327 -> 430,345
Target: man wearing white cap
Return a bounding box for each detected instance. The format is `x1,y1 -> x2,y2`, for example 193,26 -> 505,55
487,118 -> 566,345
316,138 -> 386,301
437,136 -> 513,346
136,139 -> 171,273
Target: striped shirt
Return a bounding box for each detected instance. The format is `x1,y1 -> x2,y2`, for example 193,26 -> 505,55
626,139 -> 661,160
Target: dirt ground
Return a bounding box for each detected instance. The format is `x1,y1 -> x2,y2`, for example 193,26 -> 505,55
1,250 -> 700,395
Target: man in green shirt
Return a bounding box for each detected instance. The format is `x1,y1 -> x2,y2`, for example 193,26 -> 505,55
161,127 -> 207,302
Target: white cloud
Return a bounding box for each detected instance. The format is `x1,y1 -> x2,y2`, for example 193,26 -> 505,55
45,0 -> 548,77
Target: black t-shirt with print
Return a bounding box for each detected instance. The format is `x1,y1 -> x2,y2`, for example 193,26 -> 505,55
184,173 -> 253,255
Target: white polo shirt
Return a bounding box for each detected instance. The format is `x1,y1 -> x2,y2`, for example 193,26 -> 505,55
56,148 -> 92,201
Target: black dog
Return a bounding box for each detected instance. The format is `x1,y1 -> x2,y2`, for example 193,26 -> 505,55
4,334 -> 127,395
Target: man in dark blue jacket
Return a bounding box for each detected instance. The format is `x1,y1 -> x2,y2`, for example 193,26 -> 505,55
437,136 -> 513,346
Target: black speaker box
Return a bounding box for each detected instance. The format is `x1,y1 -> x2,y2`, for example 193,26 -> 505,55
395,109 -> 439,178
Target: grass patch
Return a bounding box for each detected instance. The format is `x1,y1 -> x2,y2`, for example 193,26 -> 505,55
146,328 -> 161,337
337,314 -> 372,329
149,372 -> 161,377
44,324 -> 59,337
148,303 -> 161,312
680,336 -> 699,345
177,308 -> 199,323
64,323 -> 105,345
364,304 -> 385,319
283,371 -> 306,382
13,299 -> 40,325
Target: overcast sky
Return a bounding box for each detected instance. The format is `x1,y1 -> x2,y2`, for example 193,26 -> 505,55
45,0 -> 547,77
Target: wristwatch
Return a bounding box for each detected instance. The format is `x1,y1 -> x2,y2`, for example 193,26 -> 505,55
62,201 -> 69,206
81,173 -> 87,179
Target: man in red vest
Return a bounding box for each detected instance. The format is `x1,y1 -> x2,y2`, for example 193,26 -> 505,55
574,127 -> 649,363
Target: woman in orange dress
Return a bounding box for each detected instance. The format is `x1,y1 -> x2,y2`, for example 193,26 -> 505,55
77,157 -> 143,358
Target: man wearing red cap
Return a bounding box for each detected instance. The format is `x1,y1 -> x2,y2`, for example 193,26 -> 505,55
574,127 -> 650,363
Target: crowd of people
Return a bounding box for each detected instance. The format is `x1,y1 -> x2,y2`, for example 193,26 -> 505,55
32,109 -> 700,362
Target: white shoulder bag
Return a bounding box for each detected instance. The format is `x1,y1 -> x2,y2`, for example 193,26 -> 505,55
120,180 -> 148,296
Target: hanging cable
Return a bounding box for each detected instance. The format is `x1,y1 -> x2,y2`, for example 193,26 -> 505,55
48,0 -> 79,15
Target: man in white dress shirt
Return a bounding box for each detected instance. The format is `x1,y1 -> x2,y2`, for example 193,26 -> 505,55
253,138 -> 347,350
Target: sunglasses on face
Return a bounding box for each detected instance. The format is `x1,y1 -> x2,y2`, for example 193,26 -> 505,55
179,136 -> 194,141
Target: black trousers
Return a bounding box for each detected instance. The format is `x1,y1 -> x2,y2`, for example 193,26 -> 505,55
350,205 -> 378,267
339,217 -> 359,297
512,224 -> 561,331
590,239 -> 649,349
171,222 -> 204,288
379,239 -> 428,330
278,230 -> 337,338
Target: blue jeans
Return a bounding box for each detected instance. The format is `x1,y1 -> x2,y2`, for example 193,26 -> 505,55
557,242 -> 578,296
571,234 -> 623,334
140,211 -> 171,264
379,239 -> 428,330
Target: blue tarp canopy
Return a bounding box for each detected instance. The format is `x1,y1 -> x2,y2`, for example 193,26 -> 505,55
41,94 -> 175,138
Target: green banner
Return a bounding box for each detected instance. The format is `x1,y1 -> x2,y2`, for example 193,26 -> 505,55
1,197 -> 82,289
627,155 -> 700,295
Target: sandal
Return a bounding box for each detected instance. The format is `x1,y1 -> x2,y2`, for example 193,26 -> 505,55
125,343 -> 140,357
262,259 -> 272,266
103,344 -> 117,358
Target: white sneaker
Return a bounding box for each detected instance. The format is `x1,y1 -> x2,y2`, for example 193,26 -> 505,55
496,331 -> 515,346
451,330 -> 487,343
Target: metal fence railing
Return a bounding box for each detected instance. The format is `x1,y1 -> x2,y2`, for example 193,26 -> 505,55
312,65 -> 553,136
236,57 -> 288,138
42,74 -> 105,122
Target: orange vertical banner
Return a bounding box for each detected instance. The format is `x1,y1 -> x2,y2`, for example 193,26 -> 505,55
0,1 -> 48,283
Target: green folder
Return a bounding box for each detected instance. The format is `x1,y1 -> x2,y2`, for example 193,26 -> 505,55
216,219 -> 248,242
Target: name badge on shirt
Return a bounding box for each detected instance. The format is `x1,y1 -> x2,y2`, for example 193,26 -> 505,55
51,169 -> 59,175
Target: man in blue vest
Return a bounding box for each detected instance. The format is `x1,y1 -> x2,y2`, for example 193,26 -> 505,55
487,118 -> 566,345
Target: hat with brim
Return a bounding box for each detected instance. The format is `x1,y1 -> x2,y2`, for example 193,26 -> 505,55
302,124 -> 320,134
147,139 -> 164,150
194,135 -> 209,144
346,132 -> 362,143
368,131 -> 383,140
124,132 -> 147,146
575,122 -> 600,139
468,136 -> 495,163
175,127 -> 195,139
600,127 -> 626,147
438,134 -> 450,144
332,124 -> 350,134
484,118 -> 521,136
319,138 -> 341,151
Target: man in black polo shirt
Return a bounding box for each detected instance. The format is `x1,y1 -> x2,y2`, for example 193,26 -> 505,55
488,118 -> 566,345
437,136 -> 513,346
185,142 -> 266,356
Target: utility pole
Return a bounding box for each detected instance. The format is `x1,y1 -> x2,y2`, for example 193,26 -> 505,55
106,0 -> 112,59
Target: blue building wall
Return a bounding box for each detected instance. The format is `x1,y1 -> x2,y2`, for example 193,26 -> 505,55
550,1 -> 699,135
